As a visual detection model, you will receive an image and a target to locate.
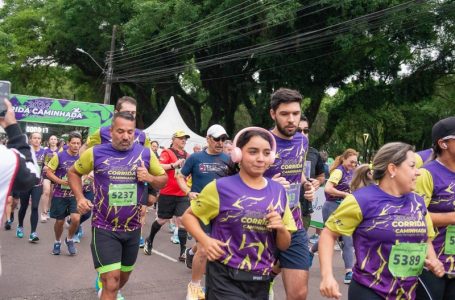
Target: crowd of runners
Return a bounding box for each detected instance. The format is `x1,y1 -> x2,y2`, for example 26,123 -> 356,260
1,88 -> 455,300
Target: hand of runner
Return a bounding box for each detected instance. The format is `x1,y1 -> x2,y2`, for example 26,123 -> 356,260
309,178 -> 320,190
320,275 -> 342,300
188,192 -> 199,200
137,161 -> 149,182
303,181 -> 315,201
77,198 -> 93,215
425,257 -> 445,278
174,158 -> 185,168
61,179 -> 69,186
201,237 -> 227,261
0,98 -> 17,128
271,173 -> 290,189
266,208 -> 285,231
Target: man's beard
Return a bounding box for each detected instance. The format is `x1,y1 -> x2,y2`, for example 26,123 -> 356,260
276,122 -> 297,137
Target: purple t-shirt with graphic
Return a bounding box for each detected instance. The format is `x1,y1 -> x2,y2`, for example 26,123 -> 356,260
264,132 -> 308,229
52,151 -> 79,198
423,160 -> 455,274
351,185 -> 429,299
34,147 -> 46,186
211,174 -> 289,275
90,143 -> 150,232
325,165 -> 353,201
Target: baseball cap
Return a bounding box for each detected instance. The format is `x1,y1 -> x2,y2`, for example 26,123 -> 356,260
172,130 -> 190,139
207,124 -> 228,138
432,116 -> 455,144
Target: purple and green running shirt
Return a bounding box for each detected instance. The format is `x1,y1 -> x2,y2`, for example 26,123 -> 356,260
325,165 -> 353,202
191,174 -> 296,275
263,132 -> 308,230
48,150 -> 80,198
416,159 -> 455,274
33,147 -> 46,185
74,143 -> 165,232
326,184 -> 434,300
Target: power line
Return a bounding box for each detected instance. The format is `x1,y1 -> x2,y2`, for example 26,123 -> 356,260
113,1 -> 331,74
111,0 -> 280,61
113,1 -> 422,81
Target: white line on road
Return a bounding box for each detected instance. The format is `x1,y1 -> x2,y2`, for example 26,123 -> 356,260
152,249 -> 178,263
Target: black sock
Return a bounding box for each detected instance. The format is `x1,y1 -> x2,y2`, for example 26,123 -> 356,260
148,221 -> 162,245
178,228 -> 187,255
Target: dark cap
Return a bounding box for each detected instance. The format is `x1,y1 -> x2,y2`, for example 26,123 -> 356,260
432,116 -> 455,144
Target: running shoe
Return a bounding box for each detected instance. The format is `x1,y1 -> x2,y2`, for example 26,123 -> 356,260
168,223 -> 176,233
73,234 -> 81,243
29,232 -> 39,243
52,241 -> 61,255
187,232 -> 193,240
139,236 -> 145,248
77,226 -> 84,239
309,233 -> 319,244
344,271 -> 353,284
171,234 -> 180,244
179,251 -> 186,262
334,243 -> 341,251
144,238 -> 152,255
16,226 -> 24,238
186,282 -> 205,300
185,248 -> 194,269
65,238 -> 77,255
95,273 -> 103,293
40,212 -> 48,223
4,219 -> 12,230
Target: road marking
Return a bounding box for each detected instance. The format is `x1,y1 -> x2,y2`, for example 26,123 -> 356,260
152,249 -> 178,263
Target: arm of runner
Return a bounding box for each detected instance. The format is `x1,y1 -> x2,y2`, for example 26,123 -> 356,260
271,173 -> 290,189
324,171 -> 349,199
425,239 -> 445,278
46,155 -> 66,185
266,207 -> 291,251
319,227 -> 342,300
176,173 -> 192,196
70,148 -> 94,214
145,151 -> 167,189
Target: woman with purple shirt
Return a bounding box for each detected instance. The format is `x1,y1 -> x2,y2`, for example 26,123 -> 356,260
319,142 -> 444,300
415,116 -> 455,300
310,148 -> 358,284
182,127 -> 296,300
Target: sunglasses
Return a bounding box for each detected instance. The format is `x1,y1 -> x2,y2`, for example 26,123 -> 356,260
211,136 -> 227,142
296,128 -> 310,134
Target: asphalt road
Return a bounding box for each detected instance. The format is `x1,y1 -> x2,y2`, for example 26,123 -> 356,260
0,208 -> 349,300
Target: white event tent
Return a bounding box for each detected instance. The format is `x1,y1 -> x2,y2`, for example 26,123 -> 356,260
143,97 -> 206,153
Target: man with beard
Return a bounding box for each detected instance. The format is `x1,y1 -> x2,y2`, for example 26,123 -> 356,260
68,112 -> 167,299
264,88 -> 315,300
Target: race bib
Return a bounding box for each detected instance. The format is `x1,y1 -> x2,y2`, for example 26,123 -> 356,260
61,175 -> 71,190
388,243 -> 427,278
445,225 -> 455,255
287,183 -> 301,208
108,183 -> 137,206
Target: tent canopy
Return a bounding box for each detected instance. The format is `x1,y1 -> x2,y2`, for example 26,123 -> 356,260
144,97 -> 206,153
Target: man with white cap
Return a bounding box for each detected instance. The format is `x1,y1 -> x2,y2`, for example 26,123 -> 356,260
177,124 -> 233,300
144,130 -> 190,261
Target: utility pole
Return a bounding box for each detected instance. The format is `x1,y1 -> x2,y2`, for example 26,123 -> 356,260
104,25 -> 117,105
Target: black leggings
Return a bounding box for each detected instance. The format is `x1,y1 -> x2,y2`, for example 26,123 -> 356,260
416,269 -> 455,300
348,279 -> 383,300
18,186 -> 43,232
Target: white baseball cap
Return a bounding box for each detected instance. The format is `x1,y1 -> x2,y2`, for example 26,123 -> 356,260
207,124 -> 228,138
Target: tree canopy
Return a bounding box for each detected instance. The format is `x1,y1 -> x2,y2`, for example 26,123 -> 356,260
1,0 -> 454,154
